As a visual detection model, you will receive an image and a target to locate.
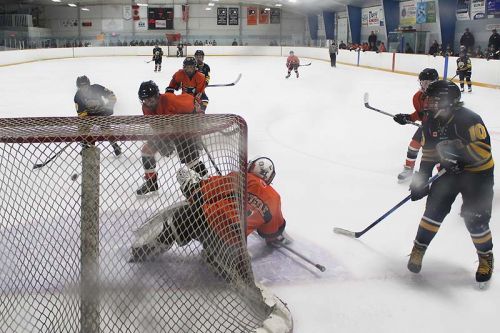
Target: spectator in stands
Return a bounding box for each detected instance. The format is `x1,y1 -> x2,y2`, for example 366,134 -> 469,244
212,40 -> 217,46
232,38 -> 238,46
428,40 -> 439,56
472,45 -> 484,58
361,42 -> 370,52
378,42 -> 386,52
486,45 -> 500,60
339,40 -> 347,49
443,44 -> 454,57
460,28 -> 475,53
405,42 -> 414,54
368,31 -> 377,51
489,29 -> 500,51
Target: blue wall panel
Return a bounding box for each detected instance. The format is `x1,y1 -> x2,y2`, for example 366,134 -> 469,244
347,5 -> 361,44
323,11 -> 336,40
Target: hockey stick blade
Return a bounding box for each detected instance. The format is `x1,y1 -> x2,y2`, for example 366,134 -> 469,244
207,73 -> 242,87
333,227 -> 357,238
299,63 -> 312,66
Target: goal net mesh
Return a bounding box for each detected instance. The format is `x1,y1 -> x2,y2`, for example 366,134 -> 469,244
0,114 -> 276,333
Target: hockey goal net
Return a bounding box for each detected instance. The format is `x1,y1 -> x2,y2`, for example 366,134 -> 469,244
0,115 -> 292,333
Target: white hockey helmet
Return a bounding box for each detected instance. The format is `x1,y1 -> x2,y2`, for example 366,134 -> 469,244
248,157 -> 276,184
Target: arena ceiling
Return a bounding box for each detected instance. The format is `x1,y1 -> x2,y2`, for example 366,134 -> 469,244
0,0 -> 384,13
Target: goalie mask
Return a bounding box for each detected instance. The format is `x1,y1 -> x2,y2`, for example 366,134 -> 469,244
248,157 -> 276,185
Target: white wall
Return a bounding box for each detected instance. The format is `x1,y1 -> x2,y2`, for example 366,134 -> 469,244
0,46 -> 498,88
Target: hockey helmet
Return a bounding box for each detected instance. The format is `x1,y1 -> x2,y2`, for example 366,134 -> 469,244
183,57 -> 197,68
76,75 -> 90,88
289,50 -> 294,55
425,80 -> 461,117
138,80 -> 159,101
194,50 -> 205,57
418,68 -> 438,92
248,157 -> 276,185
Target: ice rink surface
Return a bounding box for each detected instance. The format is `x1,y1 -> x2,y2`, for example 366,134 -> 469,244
1,54 -> 499,332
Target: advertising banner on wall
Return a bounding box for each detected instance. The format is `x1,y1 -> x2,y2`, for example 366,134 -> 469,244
259,8 -> 269,24
400,1 -> 416,25
416,1 -> 436,23
270,8 -> 281,24
362,6 -> 384,27
135,19 -> 147,31
147,7 -> 174,30
456,0 -> 470,20
471,0 -> 486,19
486,0 -> 500,17
229,8 -> 239,25
247,7 -> 257,25
217,8 -> 228,25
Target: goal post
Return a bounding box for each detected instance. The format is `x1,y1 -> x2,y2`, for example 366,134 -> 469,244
0,115 -> 292,333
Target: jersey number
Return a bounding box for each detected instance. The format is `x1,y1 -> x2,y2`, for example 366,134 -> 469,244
468,124 -> 487,141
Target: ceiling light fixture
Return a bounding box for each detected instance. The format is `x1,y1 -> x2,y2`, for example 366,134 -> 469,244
275,3 -> 283,7
136,3 -> 148,6
51,0 -> 61,3
81,8 -> 90,11
208,3 -> 215,6
205,7 -> 212,11
68,3 -> 77,7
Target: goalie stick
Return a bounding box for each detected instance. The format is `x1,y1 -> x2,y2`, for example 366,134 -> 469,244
33,142 -> 72,170
207,73 -> 242,87
273,243 -> 326,272
363,92 -> 421,128
334,169 -> 446,238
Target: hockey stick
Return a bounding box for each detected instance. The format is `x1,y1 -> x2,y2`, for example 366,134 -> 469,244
207,73 -> 242,87
299,63 -> 312,66
145,60 -> 153,63
334,169 -> 446,238
364,92 -> 421,128
33,142 -> 72,170
200,141 -> 222,176
273,243 -> 326,272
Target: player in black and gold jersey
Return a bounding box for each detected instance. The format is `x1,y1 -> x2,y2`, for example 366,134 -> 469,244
194,49 -> 210,113
407,80 -> 494,285
152,44 -> 164,72
456,49 -> 472,92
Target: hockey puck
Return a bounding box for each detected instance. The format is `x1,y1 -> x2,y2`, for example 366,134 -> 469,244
71,173 -> 79,181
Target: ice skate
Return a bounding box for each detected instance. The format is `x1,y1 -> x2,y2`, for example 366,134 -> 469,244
111,142 -> 122,157
296,72 -> 299,78
468,87 -> 472,93
476,252 -> 493,288
285,73 -> 291,79
136,177 -> 159,196
407,243 -> 427,273
460,87 -> 465,93
397,166 -> 413,183
129,242 -> 169,262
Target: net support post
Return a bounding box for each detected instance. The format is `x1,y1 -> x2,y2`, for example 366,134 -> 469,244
80,145 -> 101,333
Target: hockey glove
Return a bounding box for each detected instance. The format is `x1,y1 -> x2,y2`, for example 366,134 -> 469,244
185,87 -> 196,95
409,172 -> 430,201
436,140 -> 465,174
165,87 -> 175,94
393,113 -> 412,125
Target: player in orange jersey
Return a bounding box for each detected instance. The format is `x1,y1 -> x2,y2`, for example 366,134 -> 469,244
285,50 -> 300,79
392,68 -> 439,183
136,80 -> 208,196
166,57 -> 206,113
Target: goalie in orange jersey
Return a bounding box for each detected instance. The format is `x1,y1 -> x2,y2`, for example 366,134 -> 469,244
285,50 -> 300,79
166,57 -> 207,113
130,157 -> 288,264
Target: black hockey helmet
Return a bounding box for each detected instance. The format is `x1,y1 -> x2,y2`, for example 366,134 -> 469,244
194,50 -> 205,57
418,68 -> 438,81
248,157 -> 276,185
425,80 -> 461,110
183,57 -> 197,68
138,80 -> 159,101
76,75 -> 90,88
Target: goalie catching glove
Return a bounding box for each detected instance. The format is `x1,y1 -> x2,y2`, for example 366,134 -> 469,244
176,167 -> 202,199
436,139 -> 465,174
